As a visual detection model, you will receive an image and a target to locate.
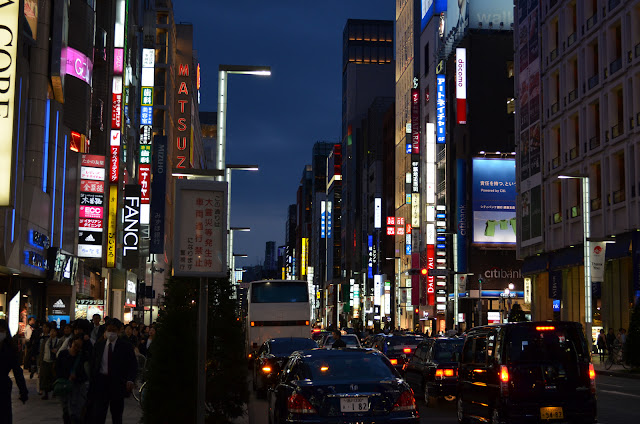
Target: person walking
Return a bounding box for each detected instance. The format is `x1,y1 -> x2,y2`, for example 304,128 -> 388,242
55,335 -> 89,424
138,326 -> 155,358
0,319 -> 29,423
331,329 -> 347,348
58,323 -> 74,353
41,325 -> 63,400
596,329 -> 607,362
90,314 -> 105,345
25,319 -> 41,379
606,328 -> 617,353
88,318 -> 137,424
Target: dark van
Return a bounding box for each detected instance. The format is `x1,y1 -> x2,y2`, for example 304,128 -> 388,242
457,321 -> 596,424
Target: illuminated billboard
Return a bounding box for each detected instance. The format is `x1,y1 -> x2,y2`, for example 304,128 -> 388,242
78,154 -> 105,258
445,0 -> 514,34
456,48 -> 466,124
436,75 -> 446,144
421,0 -> 447,31
472,158 -> 516,244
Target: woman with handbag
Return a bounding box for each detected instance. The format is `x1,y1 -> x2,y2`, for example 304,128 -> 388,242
40,325 -> 62,399
55,335 -> 89,424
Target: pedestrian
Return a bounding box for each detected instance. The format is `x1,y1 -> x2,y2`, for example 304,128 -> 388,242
617,328 -> 627,345
37,322 -> 51,394
55,335 -> 89,424
331,329 -> 347,348
123,324 -> 138,347
139,325 -> 155,358
0,319 -> 29,423
596,329 -> 607,361
41,325 -> 63,400
88,318 -> 137,424
90,314 -> 104,345
58,323 -> 74,353
606,328 -> 616,352
24,318 -> 41,379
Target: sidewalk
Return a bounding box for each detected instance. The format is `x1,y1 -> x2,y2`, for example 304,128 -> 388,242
592,354 -> 640,379
10,368 -> 142,423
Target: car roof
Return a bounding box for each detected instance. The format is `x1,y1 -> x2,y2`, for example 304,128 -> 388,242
465,321 -> 581,335
293,348 -> 381,359
268,337 -> 314,343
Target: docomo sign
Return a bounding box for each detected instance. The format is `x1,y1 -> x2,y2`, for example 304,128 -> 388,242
456,48 -> 467,124
63,47 -> 93,85
0,0 -> 19,206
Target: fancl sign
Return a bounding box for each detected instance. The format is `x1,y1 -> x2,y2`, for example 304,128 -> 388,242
122,185 -> 141,269
0,0 -> 19,206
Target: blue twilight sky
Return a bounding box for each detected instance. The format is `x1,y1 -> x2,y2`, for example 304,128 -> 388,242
173,0 -> 394,267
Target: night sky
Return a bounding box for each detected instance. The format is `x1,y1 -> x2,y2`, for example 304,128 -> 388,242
173,0 -> 394,267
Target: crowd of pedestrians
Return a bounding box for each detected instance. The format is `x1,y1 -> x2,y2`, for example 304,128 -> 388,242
1,314 -> 156,424
596,327 -> 627,361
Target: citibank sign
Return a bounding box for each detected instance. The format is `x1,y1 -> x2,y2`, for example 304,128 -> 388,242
0,0 -> 19,206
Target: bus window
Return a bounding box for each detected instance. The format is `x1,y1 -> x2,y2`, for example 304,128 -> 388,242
250,281 -> 309,303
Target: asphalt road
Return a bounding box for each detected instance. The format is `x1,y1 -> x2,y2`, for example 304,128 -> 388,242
238,374 -> 640,424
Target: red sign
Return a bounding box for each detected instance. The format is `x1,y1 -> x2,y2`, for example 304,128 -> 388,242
79,218 -> 103,230
80,179 -> 104,193
174,61 -> 191,169
139,164 -> 151,204
386,227 -> 395,235
112,93 -> 122,129
411,88 -> 420,154
110,146 -> 119,183
81,154 -> 105,167
80,205 -> 104,219
427,245 -> 435,305
387,217 -> 395,225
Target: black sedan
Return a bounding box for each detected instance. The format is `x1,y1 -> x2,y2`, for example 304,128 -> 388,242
254,337 -> 319,395
268,348 -> 419,424
402,337 -> 464,406
373,334 -> 424,371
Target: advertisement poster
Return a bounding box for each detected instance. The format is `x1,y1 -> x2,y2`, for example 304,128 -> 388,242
472,158 -> 517,244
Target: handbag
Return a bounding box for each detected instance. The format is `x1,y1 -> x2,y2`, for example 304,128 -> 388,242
53,353 -> 82,397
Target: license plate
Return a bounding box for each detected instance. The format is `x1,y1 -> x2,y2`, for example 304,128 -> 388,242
340,397 -> 369,412
540,407 -> 564,420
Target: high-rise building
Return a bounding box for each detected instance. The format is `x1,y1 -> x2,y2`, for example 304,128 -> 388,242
264,241 -> 276,272
341,19 -> 394,328
515,0 -> 640,339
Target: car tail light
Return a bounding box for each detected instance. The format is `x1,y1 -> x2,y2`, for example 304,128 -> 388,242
536,326 -> 555,331
390,359 -> 398,365
435,368 -> 455,379
499,365 -> 509,396
262,366 -> 272,373
435,369 -> 443,379
403,348 -> 412,354
589,363 -> 596,394
393,389 -> 417,411
287,393 -> 317,414
443,368 -> 455,377
248,353 -> 252,359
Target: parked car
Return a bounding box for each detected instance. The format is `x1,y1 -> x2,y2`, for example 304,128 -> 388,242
373,334 -> 424,371
253,337 -> 318,395
403,337 -> 464,405
457,321 -> 597,424
320,333 -> 362,349
267,348 -> 419,424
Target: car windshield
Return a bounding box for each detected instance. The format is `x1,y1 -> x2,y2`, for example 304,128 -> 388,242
270,339 -> 318,355
433,339 -> 465,361
304,354 -> 396,381
324,335 -> 360,347
387,336 -> 423,348
504,325 -> 589,364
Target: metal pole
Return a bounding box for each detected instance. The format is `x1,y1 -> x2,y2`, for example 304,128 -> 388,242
150,256 -> 154,325
453,235 -> 459,331
196,277 -> 208,423
216,70 -> 228,182
582,177 -> 592,351
226,169 -> 233,277
478,278 -> 483,326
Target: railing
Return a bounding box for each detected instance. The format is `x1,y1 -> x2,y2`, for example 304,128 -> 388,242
550,49 -> 558,61
569,147 -> 578,160
591,197 -> 602,211
552,157 -> 560,169
568,89 -> 577,103
611,122 -> 623,139
610,57 -> 622,75
553,212 -> 562,224
568,32 -> 577,47
588,74 -> 599,90
613,189 -> 625,204
609,0 -> 621,10
551,102 -> 559,115
570,206 -> 580,218
437,180 -> 446,194
589,135 -> 600,150
587,14 -> 598,30
436,147 -> 446,163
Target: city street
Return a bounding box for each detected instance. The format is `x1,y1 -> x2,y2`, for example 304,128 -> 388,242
235,373 -> 640,424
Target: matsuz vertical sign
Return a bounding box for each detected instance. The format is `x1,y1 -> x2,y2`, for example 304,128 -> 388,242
173,180 -> 227,278
122,185 -> 141,270
174,60 -> 191,168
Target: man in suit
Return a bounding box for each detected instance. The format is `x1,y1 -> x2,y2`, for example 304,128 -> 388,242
89,318 -> 137,424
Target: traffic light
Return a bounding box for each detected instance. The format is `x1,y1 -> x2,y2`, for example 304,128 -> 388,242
414,308 -> 419,314
420,268 -> 428,276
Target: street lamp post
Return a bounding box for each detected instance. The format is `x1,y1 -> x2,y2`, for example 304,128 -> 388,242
558,175 -> 592,349
225,165 -> 258,277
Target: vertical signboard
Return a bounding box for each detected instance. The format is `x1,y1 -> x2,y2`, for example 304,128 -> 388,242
411,87 -> 420,154
456,48 -> 467,124
79,155 -> 106,258
374,198 -> 381,229
472,158 -> 517,244
174,52 -> 192,169
106,185 -> 118,267
456,159 -> 468,272
436,75 -> 446,144
320,200 -> 326,238
426,245 -> 435,305
122,185 -> 141,270
150,135 -> 167,254
0,0 -> 19,206
173,180 -> 228,277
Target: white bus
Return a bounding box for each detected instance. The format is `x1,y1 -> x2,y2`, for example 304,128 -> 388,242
246,280 -> 311,356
